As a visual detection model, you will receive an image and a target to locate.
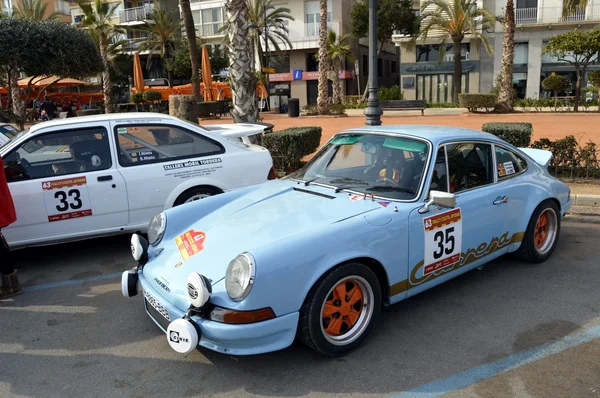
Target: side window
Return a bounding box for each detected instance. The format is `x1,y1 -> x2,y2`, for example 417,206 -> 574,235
115,125 -> 224,166
430,147 -> 448,193
495,145 -> 527,179
4,127 -> 111,182
446,143 -> 493,193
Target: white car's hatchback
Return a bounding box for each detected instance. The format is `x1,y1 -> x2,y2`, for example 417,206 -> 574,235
1,113 -> 274,249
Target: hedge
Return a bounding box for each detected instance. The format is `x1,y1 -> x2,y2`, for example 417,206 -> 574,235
261,127 -> 322,172
482,122 -> 533,147
458,94 -> 496,112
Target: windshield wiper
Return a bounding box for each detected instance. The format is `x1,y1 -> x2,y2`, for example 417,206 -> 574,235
366,185 -> 416,194
329,177 -> 369,185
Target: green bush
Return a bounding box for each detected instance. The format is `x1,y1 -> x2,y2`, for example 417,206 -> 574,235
343,102 -> 367,109
143,90 -> 162,102
130,93 -> 145,104
301,104 -> 319,116
378,85 -> 403,100
261,127 -> 322,172
481,122 -> 533,147
75,108 -> 102,117
458,93 -> 496,112
541,75 -> 569,92
426,102 -> 459,108
329,103 -> 346,115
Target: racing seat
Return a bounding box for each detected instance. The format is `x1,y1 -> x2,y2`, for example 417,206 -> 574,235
69,138 -> 110,172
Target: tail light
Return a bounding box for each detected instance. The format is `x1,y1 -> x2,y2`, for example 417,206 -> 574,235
267,166 -> 276,180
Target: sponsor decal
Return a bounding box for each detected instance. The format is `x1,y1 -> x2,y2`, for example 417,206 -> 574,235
175,261 -> 183,268
378,201 -> 391,207
117,127 -> 127,134
423,208 -> 462,276
175,229 -> 206,260
349,195 -> 366,201
169,330 -> 189,344
41,177 -> 93,222
163,158 -> 222,171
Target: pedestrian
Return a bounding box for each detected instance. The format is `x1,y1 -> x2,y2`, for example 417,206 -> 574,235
0,156 -> 22,298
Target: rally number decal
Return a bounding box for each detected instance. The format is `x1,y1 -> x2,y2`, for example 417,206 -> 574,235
423,208 -> 462,276
42,177 -> 93,222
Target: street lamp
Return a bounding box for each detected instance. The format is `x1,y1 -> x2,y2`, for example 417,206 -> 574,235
364,0 -> 382,126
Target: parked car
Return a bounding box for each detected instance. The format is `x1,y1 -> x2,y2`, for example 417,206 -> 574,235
1,113 -> 274,249
0,122 -> 19,148
122,125 -> 571,357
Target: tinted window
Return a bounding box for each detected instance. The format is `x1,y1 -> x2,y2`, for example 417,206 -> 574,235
115,125 -> 224,166
430,147 -> 448,193
495,145 -> 527,179
446,143 -> 493,193
4,127 -> 111,182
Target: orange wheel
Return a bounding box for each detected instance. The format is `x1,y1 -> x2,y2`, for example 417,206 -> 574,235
321,279 -> 365,336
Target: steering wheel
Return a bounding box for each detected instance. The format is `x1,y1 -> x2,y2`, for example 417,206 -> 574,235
375,177 -> 400,187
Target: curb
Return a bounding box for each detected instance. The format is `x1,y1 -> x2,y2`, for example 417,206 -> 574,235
564,214 -> 600,224
571,194 -> 600,207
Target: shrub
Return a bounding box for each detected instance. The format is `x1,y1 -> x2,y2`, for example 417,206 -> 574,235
301,104 -> 319,116
541,75 -> 569,92
458,94 -> 496,112
143,90 -> 162,102
343,102 -> 367,109
426,102 -> 459,108
481,122 -> 533,147
378,85 -> 403,100
130,93 -> 145,104
261,127 -> 322,172
329,103 -> 346,115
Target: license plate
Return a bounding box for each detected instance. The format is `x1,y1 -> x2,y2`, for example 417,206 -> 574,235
143,289 -> 171,330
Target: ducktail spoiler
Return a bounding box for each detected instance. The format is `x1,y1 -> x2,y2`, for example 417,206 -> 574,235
518,148 -> 553,169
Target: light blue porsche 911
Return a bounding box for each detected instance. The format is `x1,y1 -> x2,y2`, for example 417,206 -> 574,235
122,125 -> 571,357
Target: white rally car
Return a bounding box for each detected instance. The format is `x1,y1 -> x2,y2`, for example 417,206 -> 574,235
1,113 -> 275,249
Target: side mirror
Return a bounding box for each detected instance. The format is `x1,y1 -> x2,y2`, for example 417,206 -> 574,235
418,190 -> 457,214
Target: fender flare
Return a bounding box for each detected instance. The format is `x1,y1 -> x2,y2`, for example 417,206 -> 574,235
163,177 -> 230,209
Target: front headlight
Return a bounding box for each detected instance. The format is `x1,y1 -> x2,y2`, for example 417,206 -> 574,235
225,253 -> 255,301
148,212 -> 166,246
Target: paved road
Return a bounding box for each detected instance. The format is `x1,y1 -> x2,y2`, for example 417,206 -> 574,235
1,222 -> 599,398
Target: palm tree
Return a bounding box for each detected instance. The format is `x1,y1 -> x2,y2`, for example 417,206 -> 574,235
12,0 -> 59,21
130,7 -> 181,87
563,0 -> 586,16
316,0 -> 329,114
77,0 -> 124,113
179,0 -> 201,101
318,30 -> 355,104
496,0 -> 515,112
419,0 -> 497,103
226,0 -> 258,123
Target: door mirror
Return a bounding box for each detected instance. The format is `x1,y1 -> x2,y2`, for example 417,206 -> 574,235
419,190 -> 457,214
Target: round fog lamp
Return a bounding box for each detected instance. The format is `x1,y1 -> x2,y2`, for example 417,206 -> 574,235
186,272 -> 212,308
121,269 -> 138,298
167,319 -> 199,355
130,233 -> 149,264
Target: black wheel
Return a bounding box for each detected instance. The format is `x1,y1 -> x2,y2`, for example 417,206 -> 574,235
516,200 -> 561,263
298,262 -> 382,357
173,186 -> 222,206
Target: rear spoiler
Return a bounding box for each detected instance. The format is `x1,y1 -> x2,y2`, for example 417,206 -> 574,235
203,122 -> 274,142
518,148 -> 553,168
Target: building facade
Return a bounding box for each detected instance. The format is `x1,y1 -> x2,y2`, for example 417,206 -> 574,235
2,0 -> 74,22
393,0 -> 600,103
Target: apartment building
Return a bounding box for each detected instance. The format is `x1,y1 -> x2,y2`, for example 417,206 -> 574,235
2,0 -> 74,23
393,0 -> 600,103
188,0 -> 400,108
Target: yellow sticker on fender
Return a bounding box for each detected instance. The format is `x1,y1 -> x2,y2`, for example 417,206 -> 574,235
423,208 -> 462,275
175,229 -> 206,260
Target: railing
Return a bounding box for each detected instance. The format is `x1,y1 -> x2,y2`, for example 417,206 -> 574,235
119,4 -> 153,24
541,148 -> 600,180
515,5 -> 600,25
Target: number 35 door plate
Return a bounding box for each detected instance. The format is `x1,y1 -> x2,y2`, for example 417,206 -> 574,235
423,208 -> 462,276
42,177 -> 93,222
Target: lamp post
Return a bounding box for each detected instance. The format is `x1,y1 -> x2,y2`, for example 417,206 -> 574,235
364,0 -> 382,125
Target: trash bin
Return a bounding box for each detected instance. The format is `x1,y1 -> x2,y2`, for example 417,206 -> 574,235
288,98 -> 300,117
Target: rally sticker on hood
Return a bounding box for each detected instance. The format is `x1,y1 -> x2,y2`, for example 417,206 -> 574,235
175,229 -> 206,260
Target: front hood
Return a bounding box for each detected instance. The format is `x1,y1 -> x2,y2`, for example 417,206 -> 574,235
144,182 -> 385,299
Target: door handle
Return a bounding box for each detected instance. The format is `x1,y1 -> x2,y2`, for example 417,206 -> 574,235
97,175 -> 113,182
493,196 -> 508,205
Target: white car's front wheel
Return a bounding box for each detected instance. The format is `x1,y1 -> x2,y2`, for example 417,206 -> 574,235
298,263 -> 382,356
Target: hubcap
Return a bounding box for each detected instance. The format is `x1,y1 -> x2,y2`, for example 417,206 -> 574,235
184,193 -> 211,203
320,276 -> 374,346
534,208 -> 558,255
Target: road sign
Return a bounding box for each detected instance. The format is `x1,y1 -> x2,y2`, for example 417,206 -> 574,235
293,70 -> 302,80
262,67 -> 276,74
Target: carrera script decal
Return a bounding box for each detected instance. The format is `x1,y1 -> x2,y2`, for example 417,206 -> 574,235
175,229 -> 206,260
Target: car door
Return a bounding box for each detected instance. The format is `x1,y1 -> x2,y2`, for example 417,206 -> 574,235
406,141 -> 510,297
2,124 -> 129,247
110,122 -> 227,227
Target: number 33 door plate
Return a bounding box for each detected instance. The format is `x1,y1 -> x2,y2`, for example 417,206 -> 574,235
423,208 -> 462,276
42,177 -> 93,222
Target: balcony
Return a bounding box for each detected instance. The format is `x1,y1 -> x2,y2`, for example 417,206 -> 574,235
285,22 -> 340,50
119,5 -> 154,25
516,4 -> 600,26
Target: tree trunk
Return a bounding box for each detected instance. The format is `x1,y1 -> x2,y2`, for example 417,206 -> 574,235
496,0 -> 516,113
575,67 -> 583,112
99,34 -> 115,114
165,45 -> 174,87
169,94 -> 198,123
332,62 -> 341,104
316,0 -> 329,114
226,0 -> 258,123
453,39 -> 462,104
180,0 -> 201,101
10,70 -> 24,130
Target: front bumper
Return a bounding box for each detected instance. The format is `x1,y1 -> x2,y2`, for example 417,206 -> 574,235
138,273 -> 299,355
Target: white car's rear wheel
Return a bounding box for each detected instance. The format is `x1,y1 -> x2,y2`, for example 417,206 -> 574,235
298,263 -> 381,356
173,186 -> 222,206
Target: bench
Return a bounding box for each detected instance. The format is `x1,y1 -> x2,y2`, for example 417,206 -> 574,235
379,100 -> 426,116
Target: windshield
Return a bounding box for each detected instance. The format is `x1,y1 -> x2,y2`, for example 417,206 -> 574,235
293,133 -> 430,200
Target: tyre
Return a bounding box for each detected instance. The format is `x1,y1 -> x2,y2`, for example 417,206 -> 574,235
173,186 -> 222,206
298,262 -> 382,356
516,200 -> 561,263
